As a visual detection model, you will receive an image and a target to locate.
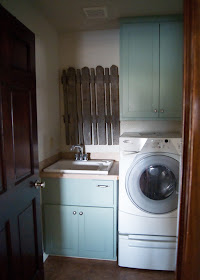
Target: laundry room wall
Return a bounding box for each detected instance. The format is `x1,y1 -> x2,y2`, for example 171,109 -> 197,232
59,30 -> 182,156
1,0 -> 61,163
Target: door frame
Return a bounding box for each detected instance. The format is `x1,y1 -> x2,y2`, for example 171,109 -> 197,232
176,0 -> 200,279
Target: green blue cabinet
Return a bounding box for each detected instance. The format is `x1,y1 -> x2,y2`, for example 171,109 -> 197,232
78,207 -> 114,259
120,16 -> 183,120
44,205 -> 79,257
42,178 -> 118,260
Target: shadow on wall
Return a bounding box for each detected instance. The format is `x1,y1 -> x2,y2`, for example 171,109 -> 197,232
120,121 -> 182,135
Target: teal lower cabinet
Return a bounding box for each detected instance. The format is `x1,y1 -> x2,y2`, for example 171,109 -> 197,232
44,204 -> 79,257
42,178 -> 118,260
78,207 -> 114,259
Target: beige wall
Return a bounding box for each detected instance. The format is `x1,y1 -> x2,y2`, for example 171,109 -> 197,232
59,30 -> 182,154
1,0 -> 61,162
59,30 -> 120,69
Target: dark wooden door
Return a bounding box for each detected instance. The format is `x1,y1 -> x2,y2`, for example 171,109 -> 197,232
176,0 -> 200,279
0,5 -> 44,280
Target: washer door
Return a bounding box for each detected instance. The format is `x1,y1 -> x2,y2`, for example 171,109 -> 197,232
126,155 -> 179,214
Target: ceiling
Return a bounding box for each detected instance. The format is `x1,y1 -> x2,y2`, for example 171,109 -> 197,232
31,0 -> 183,33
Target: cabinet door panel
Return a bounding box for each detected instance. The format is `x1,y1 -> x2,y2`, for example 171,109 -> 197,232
43,204 -> 78,256
120,23 -> 159,119
159,22 -> 183,118
79,207 -> 114,260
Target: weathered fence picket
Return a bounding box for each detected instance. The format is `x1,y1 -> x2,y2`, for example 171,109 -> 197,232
62,65 -> 119,145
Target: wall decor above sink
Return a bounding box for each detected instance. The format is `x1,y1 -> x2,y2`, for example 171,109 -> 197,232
61,65 -> 119,146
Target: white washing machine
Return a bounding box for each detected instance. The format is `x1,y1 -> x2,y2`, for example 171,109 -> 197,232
118,132 -> 182,271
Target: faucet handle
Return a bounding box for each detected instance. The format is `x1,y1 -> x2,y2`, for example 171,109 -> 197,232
75,153 -> 79,161
83,153 -> 89,161
79,154 -> 83,161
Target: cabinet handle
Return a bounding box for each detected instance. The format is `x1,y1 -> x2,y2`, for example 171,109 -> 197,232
154,109 -> 157,113
123,140 -> 132,143
79,211 -> 83,215
160,109 -> 164,113
97,185 -> 109,188
73,211 -> 77,215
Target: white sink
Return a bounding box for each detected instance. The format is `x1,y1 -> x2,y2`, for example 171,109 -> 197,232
43,159 -> 114,175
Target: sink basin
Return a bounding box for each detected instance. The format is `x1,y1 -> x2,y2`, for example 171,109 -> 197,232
43,159 -> 114,175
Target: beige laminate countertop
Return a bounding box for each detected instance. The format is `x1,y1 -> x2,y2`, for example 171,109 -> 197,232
40,161 -> 119,180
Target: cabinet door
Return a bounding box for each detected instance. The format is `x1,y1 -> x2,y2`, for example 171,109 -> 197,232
43,204 -> 78,257
120,23 -> 159,119
78,207 -> 114,260
159,21 -> 183,118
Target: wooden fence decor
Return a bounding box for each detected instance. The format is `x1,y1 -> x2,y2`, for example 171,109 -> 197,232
61,65 -> 120,145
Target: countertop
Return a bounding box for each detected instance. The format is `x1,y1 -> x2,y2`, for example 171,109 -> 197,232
40,161 -> 119,180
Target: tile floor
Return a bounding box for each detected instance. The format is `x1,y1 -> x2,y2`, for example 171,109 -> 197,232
44,256 -> 175,280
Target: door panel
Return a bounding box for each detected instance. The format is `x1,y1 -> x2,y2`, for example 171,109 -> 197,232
0,224 -> 11,280
12,37 -> 30,72
44,204 -> 79,257
12,89 -> 32,180
0,133 -> 3,193
159,22 -> 183,118
79,207 -> 114,259
0,4 -> 43,279
18,201 -> 38,280
120,23 -> 159,119
1,83 -> 15,190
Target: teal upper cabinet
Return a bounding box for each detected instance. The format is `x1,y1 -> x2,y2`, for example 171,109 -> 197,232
120,16 -> 183,120
159,21 -> 183,118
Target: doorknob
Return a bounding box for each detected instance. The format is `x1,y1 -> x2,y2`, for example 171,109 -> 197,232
34,180 -> 45,189
79,211 -> 83,215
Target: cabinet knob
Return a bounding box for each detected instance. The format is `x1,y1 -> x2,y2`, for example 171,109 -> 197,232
73,211 -> 77,215
160,109 -> 164,113
79,211 -> 83,215
154,109 -> 157,113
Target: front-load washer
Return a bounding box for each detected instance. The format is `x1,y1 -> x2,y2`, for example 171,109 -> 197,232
118,132 -> 182,271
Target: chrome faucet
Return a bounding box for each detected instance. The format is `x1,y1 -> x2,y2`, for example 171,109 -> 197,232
70,145 -> 88,161
70,145 -> 83,155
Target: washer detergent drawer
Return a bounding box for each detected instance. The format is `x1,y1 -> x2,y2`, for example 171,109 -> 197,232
118,235 -> 177,271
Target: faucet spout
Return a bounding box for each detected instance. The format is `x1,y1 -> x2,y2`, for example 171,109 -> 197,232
70,145 -> 83,155
70,144 -> 88,161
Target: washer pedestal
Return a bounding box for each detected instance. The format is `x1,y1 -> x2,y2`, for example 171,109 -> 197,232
118,234 -> 177,271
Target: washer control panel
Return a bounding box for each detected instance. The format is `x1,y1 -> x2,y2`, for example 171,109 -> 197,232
151,139 -> 170,149
141,138 -> 182,154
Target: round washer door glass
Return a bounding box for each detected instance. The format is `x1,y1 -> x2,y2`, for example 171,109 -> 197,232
126,155 -> 179,214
